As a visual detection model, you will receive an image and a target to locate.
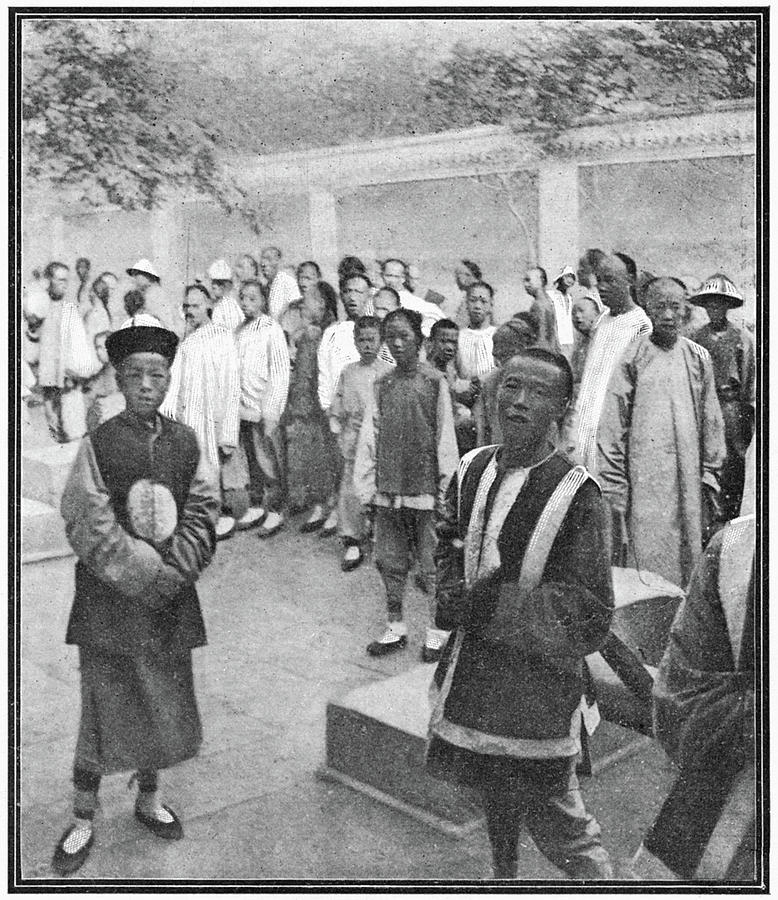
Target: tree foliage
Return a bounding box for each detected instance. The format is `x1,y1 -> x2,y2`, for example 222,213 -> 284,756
424,19 -> 756,140
22,19 -> 263,229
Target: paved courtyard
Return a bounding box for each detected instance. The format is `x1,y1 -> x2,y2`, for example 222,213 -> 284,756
17,519 -> 675,885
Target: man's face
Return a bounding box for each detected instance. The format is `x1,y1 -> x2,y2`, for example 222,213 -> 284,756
466,285 -> 492,327
592,255 -> 632,314
382,261 -> 406,292
47,266 -> 69,300
93,279 -> 109,304
703,297 -> 729,330
117,352 -> 171,420
103,274 -> 118,296
455,264 -> 476,292
239,283 -> 265,319
645,281 -> 687,344
523,269 -> 544,298
373,288 -> 399,321
342,277 -> 370,320
355,327 -> 381,364
497,355 -> 568,455
235,256 -> 256,284
297,264 -> 319,294
563,273 -> 575,290
94,334 -> 109,365
132,271 -> 153,292
210,279 -> 229,301
430,327 -> 459,366
183,289 -> 212,330
260,251 -> 280,282
384,315 -> 420,369
572,297 -> 600,335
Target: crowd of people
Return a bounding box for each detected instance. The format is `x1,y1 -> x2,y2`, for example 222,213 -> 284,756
23,243 -> 756,880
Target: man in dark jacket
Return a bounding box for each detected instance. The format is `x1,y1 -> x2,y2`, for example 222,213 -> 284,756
427,348 -> 614,879
52,326 -> 219,875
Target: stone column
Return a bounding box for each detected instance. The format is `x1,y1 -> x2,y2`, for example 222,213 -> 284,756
308,188 -> 339,281
537,161 -> 579,278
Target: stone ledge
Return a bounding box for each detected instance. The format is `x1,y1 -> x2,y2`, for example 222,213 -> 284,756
21,443 -> 79,507
21,498 -> 72,564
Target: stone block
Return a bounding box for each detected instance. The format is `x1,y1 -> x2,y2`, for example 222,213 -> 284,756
322,568 -> 681,833
21,442 -> 78,507
20,498 -> 72,563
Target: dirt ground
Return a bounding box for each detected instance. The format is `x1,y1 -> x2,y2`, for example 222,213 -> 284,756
17,516 -> 676,885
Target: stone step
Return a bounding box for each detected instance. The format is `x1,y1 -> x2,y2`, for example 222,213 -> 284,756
21,498 -> 73,563
21,441 -> 79,507
320,568 -> 682,835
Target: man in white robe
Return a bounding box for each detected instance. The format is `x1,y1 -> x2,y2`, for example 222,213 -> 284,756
161,284 -> 243,539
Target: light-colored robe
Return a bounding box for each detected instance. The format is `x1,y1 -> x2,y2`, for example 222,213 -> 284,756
160,321 -> 240,469
573,306 -> 652,473
597,335 -> 726,588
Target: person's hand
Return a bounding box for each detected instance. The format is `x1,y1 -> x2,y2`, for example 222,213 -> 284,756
329,419 -> 342,435
144,564 -> 186,610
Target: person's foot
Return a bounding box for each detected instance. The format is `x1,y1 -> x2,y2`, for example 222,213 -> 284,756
367,623 -> 408,656
52,820 -> 94,875
236,506 -> 266,530
134,801 -> 184,840
319,511 -> 338,538
258,511 -> 284,538
341,545 -> 363,572
216,515 -> 236,541
300,505 -> 326,533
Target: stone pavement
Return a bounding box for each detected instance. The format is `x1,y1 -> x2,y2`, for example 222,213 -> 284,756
18,518 -> 676,884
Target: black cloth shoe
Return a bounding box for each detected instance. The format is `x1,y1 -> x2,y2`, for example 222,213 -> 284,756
421,644 -> 444,664
134,803 -> 184,840
52,823 -> 94,875
366,634 -> 407,656
300,518 -> 325,534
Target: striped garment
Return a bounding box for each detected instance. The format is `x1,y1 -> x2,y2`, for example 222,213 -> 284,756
235,314 -> 291,424
37,300 -> 100,387
268,270 -> 302,321
398,289 -> 445,337
549,289 -> 575,348
212,293 -> 244,332
456,325 -> 496,380
574,306 -> 652,473
160,322 -> 240,469
317,320 -> 361,412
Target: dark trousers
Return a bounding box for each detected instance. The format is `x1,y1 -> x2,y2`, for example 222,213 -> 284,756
478,756 -> 612,879
238,420 -> 287,513
374,506 -> 436,621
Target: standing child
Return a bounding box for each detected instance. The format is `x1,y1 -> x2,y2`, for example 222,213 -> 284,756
330,316 -> 393,572
354,308 -> 459,662
235,279 -> 291,538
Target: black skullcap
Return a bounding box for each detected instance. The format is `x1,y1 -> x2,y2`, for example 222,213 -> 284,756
106,325 -> 178,368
